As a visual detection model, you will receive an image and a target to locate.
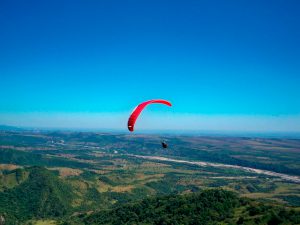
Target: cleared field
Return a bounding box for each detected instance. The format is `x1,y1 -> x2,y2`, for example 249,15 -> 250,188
32,220 -> 57,225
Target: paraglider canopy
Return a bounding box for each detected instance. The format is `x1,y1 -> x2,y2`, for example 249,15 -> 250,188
127,99 -> 172,132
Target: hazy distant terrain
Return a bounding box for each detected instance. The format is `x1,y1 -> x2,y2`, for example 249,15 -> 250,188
0,130 -> 300,224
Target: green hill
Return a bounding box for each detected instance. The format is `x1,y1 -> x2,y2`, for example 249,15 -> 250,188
0,168 -> 300,225
0,167 -> 75,225
80,189 -> 238,225
64,189 -> 300,225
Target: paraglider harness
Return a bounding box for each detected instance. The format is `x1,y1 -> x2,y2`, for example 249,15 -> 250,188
161,141 -> 168,149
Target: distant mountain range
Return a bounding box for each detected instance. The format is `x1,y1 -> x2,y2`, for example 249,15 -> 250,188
0,125 -> 24,131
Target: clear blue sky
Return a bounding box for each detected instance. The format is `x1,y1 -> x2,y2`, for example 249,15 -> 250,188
1,0 -> 300,131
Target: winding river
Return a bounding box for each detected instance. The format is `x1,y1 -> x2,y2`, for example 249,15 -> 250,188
131,155 -> 300,183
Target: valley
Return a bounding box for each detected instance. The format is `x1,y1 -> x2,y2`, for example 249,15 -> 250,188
0,130 -> 300,224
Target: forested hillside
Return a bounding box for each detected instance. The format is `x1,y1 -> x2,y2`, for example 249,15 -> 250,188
0,167 -> 74,224
0,166 -> 299,224
65,189 -> 300,225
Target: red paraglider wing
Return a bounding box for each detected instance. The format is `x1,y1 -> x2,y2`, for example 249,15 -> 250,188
128,99 -> 172,132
